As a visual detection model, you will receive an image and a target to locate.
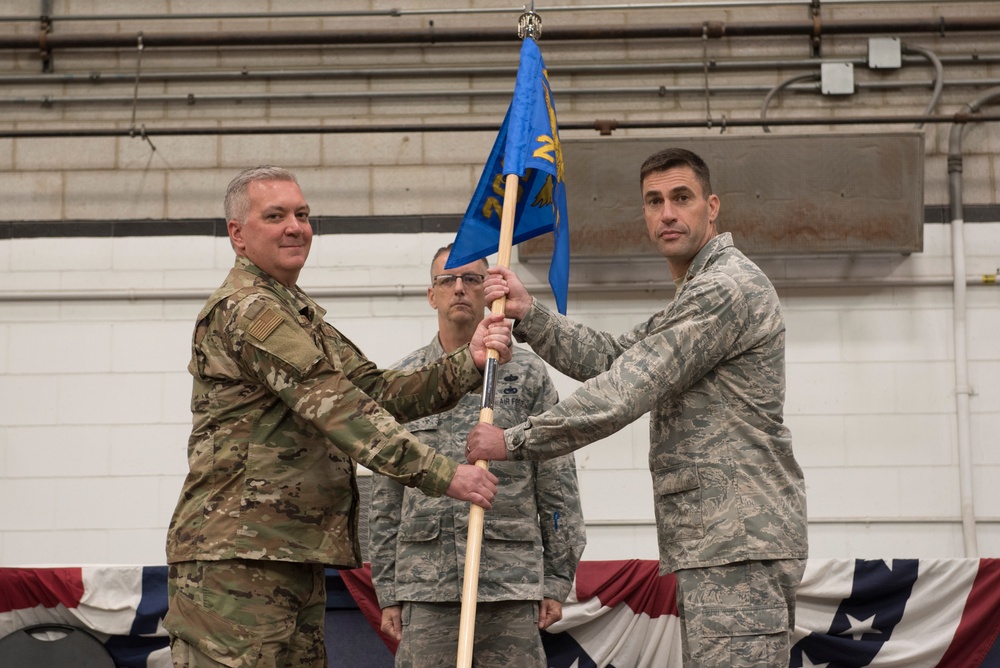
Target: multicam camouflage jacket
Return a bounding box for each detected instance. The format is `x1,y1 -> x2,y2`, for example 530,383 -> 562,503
166,257 -> 484,569
369,337 -> 586,607
502,233 -> 808,573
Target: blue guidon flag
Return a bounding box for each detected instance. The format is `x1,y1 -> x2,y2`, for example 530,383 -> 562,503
445,36 -> 571,315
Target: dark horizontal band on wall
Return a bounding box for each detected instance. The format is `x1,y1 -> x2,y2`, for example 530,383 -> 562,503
922,205 -> 1000,224
0,207 -> 997,240
0,215 -> 463,240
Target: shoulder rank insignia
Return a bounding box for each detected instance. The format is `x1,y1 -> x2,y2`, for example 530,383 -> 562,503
247,307 -> 283,341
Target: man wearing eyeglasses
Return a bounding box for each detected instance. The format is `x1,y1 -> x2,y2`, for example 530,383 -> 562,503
368,244 -> 586,668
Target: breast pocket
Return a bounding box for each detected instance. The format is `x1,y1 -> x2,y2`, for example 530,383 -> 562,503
396,516 -> 449,587
653,464 -> 705,543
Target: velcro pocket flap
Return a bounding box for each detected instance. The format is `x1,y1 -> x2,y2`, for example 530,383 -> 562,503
653,464 -> 700,496
703,604 -> 787,638
405,414 -> 440,433
484,518 -> 536,542
399,516 -> 440,542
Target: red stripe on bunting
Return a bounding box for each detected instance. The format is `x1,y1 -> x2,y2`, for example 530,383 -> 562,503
574,559 -> 678,618
0,568 -> 85,613
937,559 -> 1000,667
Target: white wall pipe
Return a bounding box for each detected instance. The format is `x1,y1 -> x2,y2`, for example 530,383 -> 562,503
0,275 -> 997,303
945,86 -> 1000,557
950,213 -> 977,558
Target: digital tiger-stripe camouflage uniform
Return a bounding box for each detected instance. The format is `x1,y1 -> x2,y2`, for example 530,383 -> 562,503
467,148 -> 808,667
164,257 -> 497,668
369,337 -> 586,668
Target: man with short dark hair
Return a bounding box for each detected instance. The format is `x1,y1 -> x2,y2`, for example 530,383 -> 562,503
467,148 -> 808,667
164,166 -> 512,668
369,245 -> 586,668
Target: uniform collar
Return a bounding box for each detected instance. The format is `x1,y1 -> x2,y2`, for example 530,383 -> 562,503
681,232 -> 734,284
233,256 -> 324,321
426,333 -> 447,359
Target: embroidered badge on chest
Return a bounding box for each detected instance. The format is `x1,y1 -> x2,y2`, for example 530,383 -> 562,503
247,307 -> 283,341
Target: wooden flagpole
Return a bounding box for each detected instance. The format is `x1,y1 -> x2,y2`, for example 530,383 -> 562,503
456,172 -> 520,667
457,12 -> 541,665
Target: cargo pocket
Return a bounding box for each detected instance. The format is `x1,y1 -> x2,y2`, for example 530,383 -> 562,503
652,464 -> 705,542
164,591 -> 267,668
704,604 -> 788,668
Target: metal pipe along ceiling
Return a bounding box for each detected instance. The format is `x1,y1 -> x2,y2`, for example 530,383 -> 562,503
7,79 -> 1000,109
2,16 -> 1000,50
3,0 -> 998,23
1,55 -> 997,86
4,77 -> 998,106
7,114 -> 1000,140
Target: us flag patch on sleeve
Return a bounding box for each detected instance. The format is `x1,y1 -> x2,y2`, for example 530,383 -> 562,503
247,307 -> 283,341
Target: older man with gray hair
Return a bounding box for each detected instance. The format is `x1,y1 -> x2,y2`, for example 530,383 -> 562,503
164,166 -> 512,668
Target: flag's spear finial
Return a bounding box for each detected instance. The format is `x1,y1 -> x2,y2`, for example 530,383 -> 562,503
518,6 -> 542,40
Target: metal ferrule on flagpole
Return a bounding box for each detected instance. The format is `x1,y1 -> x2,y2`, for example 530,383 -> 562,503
481,357 -> 498,412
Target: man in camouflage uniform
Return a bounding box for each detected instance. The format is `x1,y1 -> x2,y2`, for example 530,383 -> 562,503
369,246 -> 586,668
466,148 -> 808,667
164,166 -> 513,668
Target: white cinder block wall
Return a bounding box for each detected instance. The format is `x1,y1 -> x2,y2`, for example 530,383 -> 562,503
1,1 -> 999,566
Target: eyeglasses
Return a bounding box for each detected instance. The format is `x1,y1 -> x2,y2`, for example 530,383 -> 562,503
432,273 -> 485,288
